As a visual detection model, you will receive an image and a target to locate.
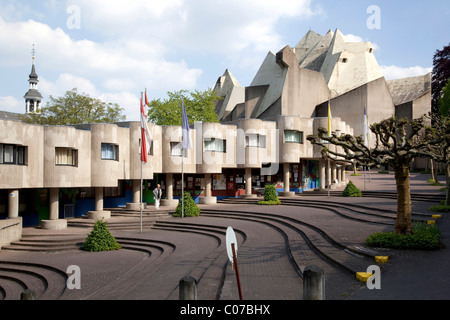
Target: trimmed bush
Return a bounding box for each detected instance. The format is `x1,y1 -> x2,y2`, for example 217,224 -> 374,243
174,192 -> 200,217
258,184 -> 281,205
82,219 -> 121,252
342,180 -> 362,197
366,223 -> 442,250
429,200 -> 450,212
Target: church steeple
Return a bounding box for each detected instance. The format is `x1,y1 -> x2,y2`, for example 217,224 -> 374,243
24,44 -> 42,114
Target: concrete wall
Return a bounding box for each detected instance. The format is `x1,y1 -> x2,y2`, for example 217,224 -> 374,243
276,46 -> 330,119
196,122 -> 237,173
277,116 -> 315,163
0,217 -> 22,248
236,118 -> 278,168
43,126 -> 91,188
315,77 -> 395,147
161,125 -> 196,174
0,120 -> 44,189
90,123 -> 130,187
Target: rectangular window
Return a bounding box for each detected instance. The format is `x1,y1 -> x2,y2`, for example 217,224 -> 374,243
170,142 -> 187,157
55,147 -> 78,166
245,134 -> 266,148
101,143 -> 119,161
0,143 -> 27,165
284,130 -> 303,144
204,138 -> 226,152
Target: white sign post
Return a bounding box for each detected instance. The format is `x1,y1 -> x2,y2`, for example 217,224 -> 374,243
226,226 -> 243,300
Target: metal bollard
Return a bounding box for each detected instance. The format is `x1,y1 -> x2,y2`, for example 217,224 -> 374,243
303,265 -> 325,300
21,289 -> 36,300
179,275 -> 197,300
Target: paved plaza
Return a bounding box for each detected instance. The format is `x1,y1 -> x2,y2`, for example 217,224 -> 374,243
0,172 -> 448,303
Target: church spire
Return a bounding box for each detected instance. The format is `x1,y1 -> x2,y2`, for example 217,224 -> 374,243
24,44 -> 42,114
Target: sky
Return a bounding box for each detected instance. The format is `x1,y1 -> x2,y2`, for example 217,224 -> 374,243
0,0 -> 448,121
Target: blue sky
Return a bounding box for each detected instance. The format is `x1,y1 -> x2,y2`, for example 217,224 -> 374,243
0,0 -> 448,121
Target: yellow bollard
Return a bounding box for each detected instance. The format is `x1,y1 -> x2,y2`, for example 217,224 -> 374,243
375,256 -> 389,263
356,272 -> 372,282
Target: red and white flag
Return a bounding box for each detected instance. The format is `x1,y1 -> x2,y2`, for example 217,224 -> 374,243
140,94 -> 151,163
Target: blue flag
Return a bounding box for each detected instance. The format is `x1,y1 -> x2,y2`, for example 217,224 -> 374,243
181,97 -> 192,150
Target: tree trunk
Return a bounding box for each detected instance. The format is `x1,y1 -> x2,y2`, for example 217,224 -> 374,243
394,164 -> 412,234
434,160 -> 439,184
430,159 -> 435,182
446,162 -> 450,206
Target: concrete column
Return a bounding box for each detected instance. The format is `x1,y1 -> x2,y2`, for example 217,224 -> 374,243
241,168 -> 256,198
284,163 -> 290,192
41,188 -> 67,230
88,187 -> 111,220
279,163 -> 295,197
49,188 -> 59,220
95,187 -> 104,211
132,179 -> 140,203
161,173 -> 179,206
205,174 -> 212,197
199,173 -> 217,204
331,161 -> 336,184
319,161 -> 326,190
245,168 -> 252,195
336,166 -> 341,184
127,179 -> 147,210
166,173 -> 174,200
341,165 -> 346,183
326,160 -> 331,188
8,190 -> 19,219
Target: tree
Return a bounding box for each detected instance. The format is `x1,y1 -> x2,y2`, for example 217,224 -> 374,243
307,116 -> 447,234
423,112 -> 450,205
438,79 -> 450,116
20,88 -> 125,125
147,88 -> 221,126
432,43 -> 450,114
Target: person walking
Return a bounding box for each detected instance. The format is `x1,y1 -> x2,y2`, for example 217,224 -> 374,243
153,184 -> 162,210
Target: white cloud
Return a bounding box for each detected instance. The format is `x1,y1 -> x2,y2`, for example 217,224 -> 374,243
0,96 -> 22,113
0,1 -> 322,119
344,33 -> 380,52
380,65 -> 432,80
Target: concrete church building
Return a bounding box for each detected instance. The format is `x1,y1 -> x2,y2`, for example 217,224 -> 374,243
0,28 -> 431,246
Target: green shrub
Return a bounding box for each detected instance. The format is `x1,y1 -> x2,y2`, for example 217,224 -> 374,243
174,192 -> 200,217
258,200 -> 281,205
378,170 -> 389,174
429,201 -> 450,212
82,219 -> 121,252
258,185 -> 281,205
366,223 -> 442,250
342,180 -> 362,197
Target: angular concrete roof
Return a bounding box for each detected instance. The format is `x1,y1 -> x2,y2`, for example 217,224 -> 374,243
213,69 -> 245,120
386,73 -> 431,106
292,28 -> 384,95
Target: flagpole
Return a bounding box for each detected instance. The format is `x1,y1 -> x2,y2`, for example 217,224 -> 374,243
182,147 -> 184,218
328,97 -> 331,198
140,92 -> 143,233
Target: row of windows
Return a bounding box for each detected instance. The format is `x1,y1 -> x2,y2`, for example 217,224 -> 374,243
1,131 -> 304,166
0,144 -> 26,165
